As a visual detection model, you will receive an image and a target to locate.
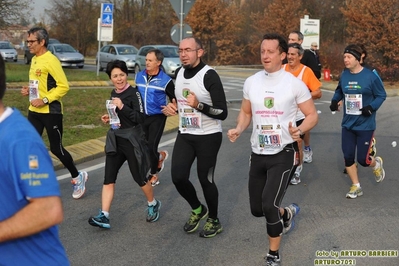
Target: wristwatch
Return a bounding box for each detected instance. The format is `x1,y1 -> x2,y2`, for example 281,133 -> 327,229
197,102 -> 204,111
42,97 -> 49,104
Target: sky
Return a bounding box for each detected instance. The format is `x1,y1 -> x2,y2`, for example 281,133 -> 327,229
32,0 -> 51,20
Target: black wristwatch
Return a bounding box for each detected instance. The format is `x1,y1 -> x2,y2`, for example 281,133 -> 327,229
42,97 -> 49,104
196,102 -> 204,111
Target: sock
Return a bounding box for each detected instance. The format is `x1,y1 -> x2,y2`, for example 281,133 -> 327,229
304,145 -> 311,150
148,199 -> 157,206
373,160 -> 380,170
102,211 -> 109,218
193,205 -> 202,215
353,183 -> 360,188
268,250 -> 279,259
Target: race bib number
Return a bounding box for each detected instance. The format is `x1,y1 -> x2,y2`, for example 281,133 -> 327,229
179,108 -> 202,132
257,124 -> 282,152
29,80 -> 40,101
345,94 -> 363,115
106,100 -> 120,125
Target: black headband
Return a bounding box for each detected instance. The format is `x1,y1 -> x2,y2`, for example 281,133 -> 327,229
344,49 -> 361,61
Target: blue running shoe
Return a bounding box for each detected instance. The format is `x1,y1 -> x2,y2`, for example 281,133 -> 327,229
88,210 -> 110,229
147,200 -> 161,222
283,203 -> 300,234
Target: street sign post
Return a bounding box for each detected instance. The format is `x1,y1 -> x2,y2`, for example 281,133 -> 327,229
300,15 -> 320,49
169,0 -> 195,44
97,3 -> 114,76
170,23 -> 192,44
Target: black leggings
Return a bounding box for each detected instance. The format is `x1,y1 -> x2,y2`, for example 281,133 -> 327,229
142,114 -> 167,174
248,143 -> 298,237
28,111 -> 78,178
171,132 -> 222,219
104,137 -> 145,186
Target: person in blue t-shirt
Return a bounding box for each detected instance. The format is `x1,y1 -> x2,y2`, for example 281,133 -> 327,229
0,56 -> 69,265
330,44 -> 386,199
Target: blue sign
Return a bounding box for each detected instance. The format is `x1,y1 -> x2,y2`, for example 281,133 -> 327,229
102,14 -> 112,26
102,3 -> 113,14
101,3 -> 113,26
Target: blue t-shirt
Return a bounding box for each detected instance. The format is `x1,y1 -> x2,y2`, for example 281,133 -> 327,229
0,108 -> 69,266
332,67 -> 386,130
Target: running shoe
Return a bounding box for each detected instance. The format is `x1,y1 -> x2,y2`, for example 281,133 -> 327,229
148,174 -> 160,187
71,171 -> 88,199
199,218 -> 223,238
291,165 -> 302,185
157,150 -> 169,173
346,185 -> 363,199
373,156 -> 385,183
146,199 -> 161,222
265,254 -> 281,266
369,137 -> 377,157
183,204 -> 208,233
88,210 -> 110,229
283,203 -> 300,234
303,147 -> 313,163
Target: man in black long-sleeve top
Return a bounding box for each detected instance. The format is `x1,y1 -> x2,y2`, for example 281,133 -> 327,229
285,30 -> 321,79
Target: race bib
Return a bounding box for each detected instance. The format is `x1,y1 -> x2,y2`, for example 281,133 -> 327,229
106,100 -> 120,125
29,80 -> 40,101
257,124 -> 282,152
345,94 -> 363,115
179,107 -> 202,132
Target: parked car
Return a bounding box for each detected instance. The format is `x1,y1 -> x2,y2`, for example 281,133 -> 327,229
96,44 -> 138,72
0,41 -> 18,62
24,38 -> 60,64
135,45 -> 181,78
47,43 -> 84,68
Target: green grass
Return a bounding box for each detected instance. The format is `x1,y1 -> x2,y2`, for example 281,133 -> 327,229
5,63 -> 110,82
4,88 -> 113,147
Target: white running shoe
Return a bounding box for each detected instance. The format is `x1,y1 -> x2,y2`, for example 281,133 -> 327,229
71,171 -> 88,199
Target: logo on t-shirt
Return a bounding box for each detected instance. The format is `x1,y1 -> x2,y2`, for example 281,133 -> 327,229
264,97 -> 274,109
35,68 -> 42,77
29,155 -> 39,169
182,88 -> 190,98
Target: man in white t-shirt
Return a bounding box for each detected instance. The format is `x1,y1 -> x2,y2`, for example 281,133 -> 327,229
227,33 -> 318,266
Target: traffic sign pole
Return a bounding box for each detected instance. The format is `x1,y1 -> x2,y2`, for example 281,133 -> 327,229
97,3 -> 114,76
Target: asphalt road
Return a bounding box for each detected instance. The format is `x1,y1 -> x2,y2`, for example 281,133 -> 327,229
55,82 -> 399,266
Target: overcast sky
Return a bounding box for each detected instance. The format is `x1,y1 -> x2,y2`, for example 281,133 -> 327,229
32,0 -> 50,20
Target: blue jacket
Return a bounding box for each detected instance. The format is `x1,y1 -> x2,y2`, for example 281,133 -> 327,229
136,69 -> 172,115
332,67 -> 386,130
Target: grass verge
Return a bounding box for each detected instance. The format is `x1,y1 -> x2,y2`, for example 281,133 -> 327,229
4,88 -> 113,147
5,63 -> 110,82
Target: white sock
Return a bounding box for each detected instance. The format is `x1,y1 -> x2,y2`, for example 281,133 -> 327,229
148,199 -> 157,206
353,183 -> 360,188
102,211 -> 109,218
373,161 -> 380,170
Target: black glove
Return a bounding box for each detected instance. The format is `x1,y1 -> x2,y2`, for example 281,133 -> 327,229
360,105 -> 373,116
330,100 -> 338,111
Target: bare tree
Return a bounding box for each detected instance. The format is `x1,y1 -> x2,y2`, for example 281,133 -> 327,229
0,0 -> 31,29
341,0 -> 399,81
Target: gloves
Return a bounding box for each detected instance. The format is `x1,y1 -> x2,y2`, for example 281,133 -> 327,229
360,105 -> 373,116
330,100 -> 338,111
